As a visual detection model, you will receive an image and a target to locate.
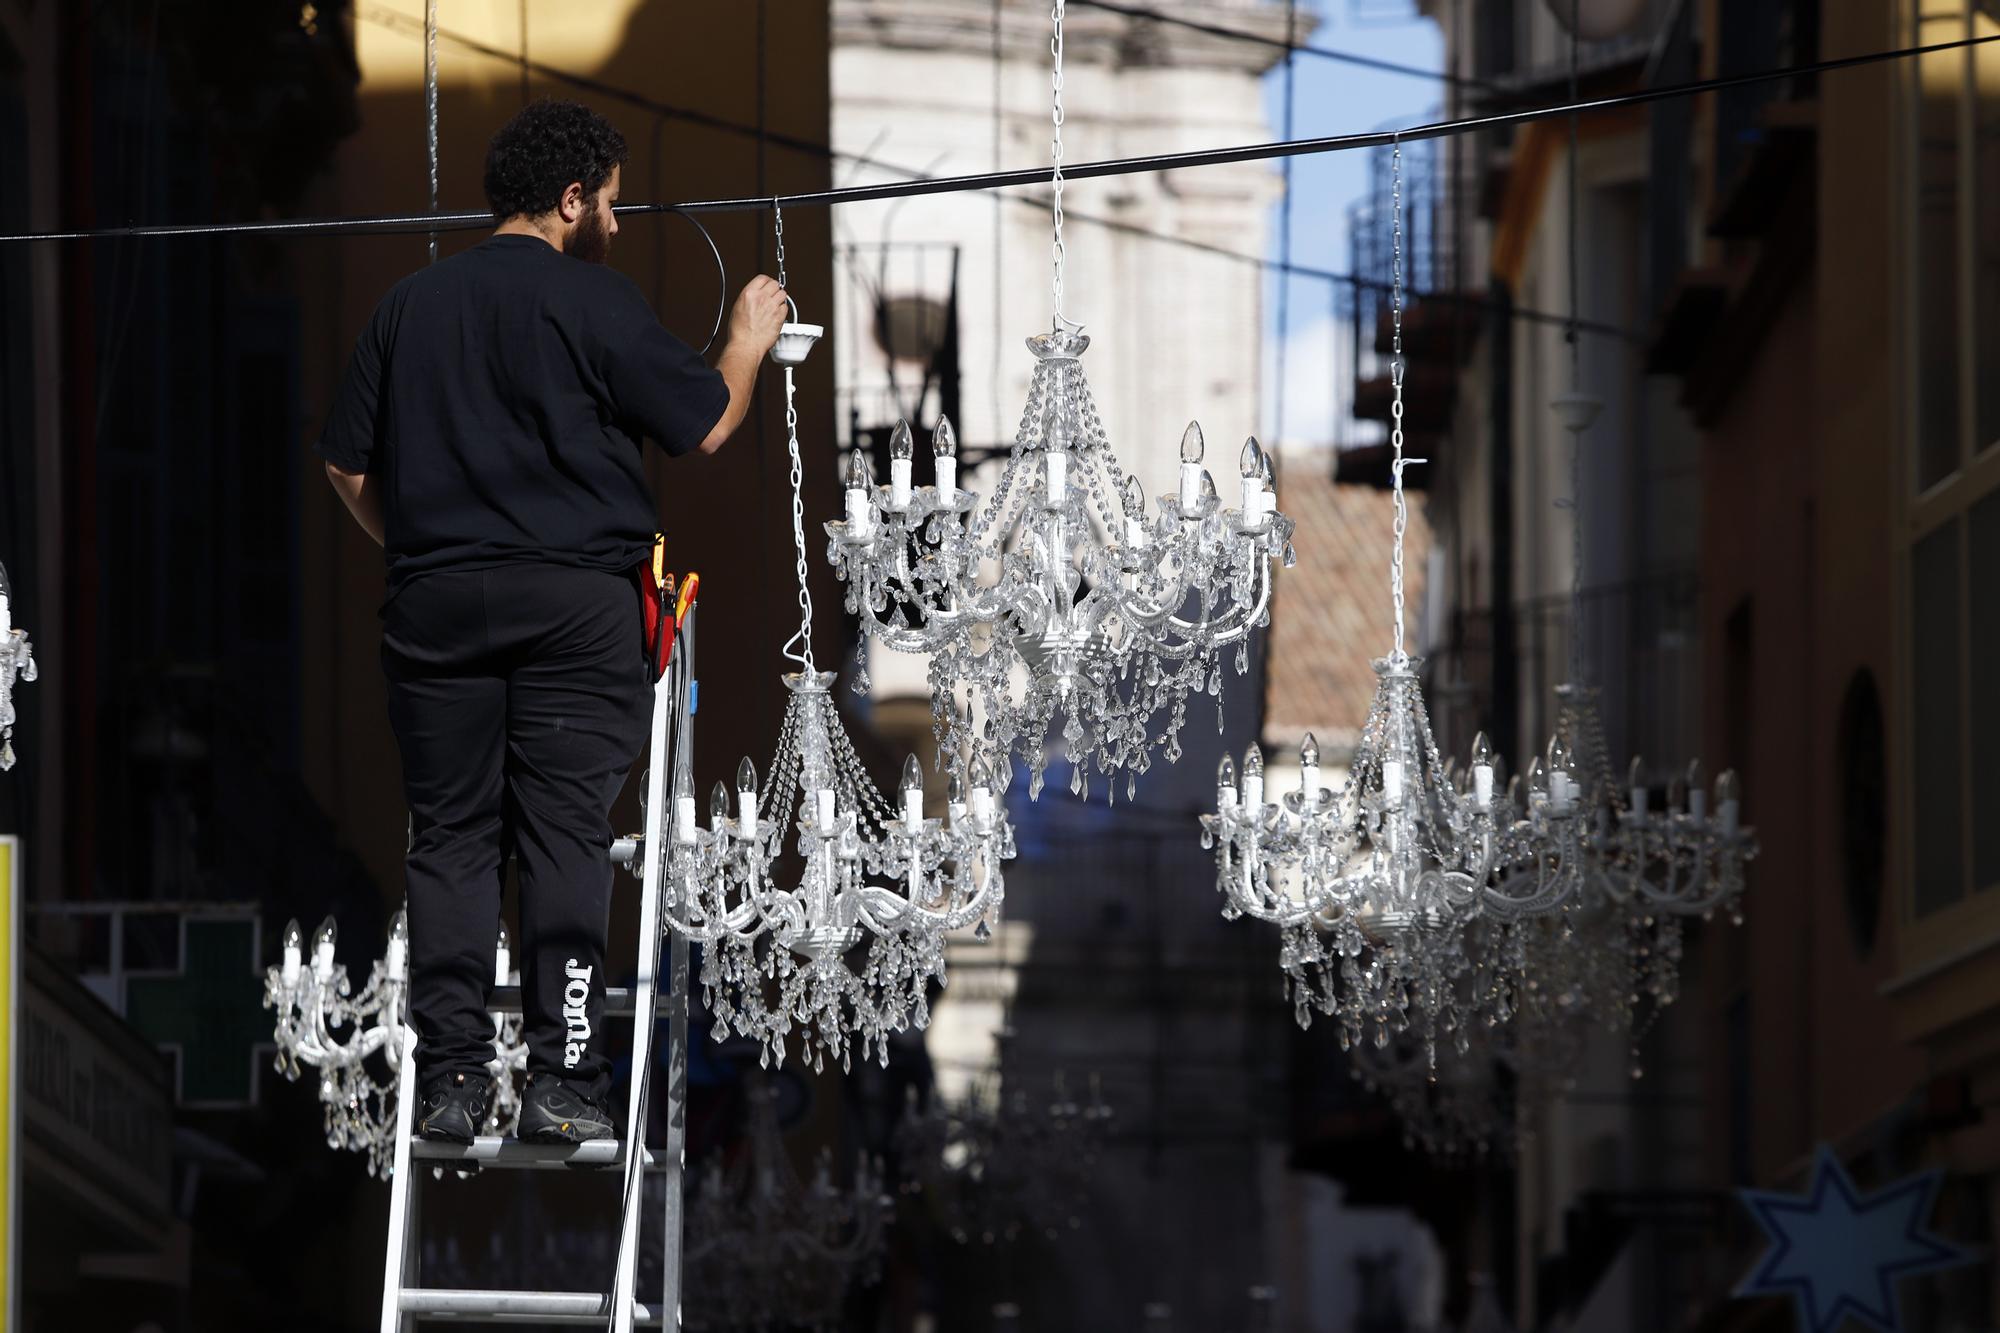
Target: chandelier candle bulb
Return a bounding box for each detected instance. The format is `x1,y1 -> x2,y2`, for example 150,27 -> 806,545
816,786 -> 837,833
902,755 -> 926,831
1685,761 -> 1707,819
845,452 -> 874,538
282,918 -> 303,985
970,758 -> 996,824
1257,451 -> 1276,519
1299,733 -> 1321,798
710,780 -> 732,835
737,756 -> 760,829
933,418 -> 958,495
313,916 -> 338,979
889,421 -> 914,509
1242,745 -> 1265,810
1122,476 -> 1148,549
1217,753 -> 1239,813
1382,757 -> 1406,804
1471,732 -> 1496,808
385,910 -> 408,983
1240,439 -> 1266,517
494,920 -> 511,986
1179,422 -> 1205,508
1628,757 -> 1649,817
1716,769 -> 1741,836
947,773 -> 966,824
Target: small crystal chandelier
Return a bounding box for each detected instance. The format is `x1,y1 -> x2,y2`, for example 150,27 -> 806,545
824,0 -> 1294,801
265,909 -> 527,1175
1201,141 -> 1505,1055
665,272 -> 1015,1073
0,562 -> 37,772
1479,398 -> 1757,1050
893,1046 -> 1113,1245
684,1074 -> 892,1332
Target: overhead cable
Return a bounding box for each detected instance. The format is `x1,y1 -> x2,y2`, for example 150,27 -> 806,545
4,29 -> 1989,246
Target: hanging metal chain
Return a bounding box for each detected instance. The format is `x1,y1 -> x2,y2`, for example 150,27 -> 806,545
773,196 -> 789,291
1388,135 -> 1412,661
1049,0 -> 1067,328
773,202 -> 815,673
425,0 -> 439,264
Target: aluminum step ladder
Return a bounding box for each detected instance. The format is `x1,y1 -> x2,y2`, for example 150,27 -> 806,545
378,600 -> 698,1332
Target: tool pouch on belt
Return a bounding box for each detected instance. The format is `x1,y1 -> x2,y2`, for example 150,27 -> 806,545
638,533 -> 673,682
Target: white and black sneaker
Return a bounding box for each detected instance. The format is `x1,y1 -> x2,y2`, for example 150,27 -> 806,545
417,1071 -> 492,1145
518,1074 -> 616,1144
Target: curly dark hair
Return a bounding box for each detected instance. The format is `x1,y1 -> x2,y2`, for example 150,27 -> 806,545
483,99 -> 628,221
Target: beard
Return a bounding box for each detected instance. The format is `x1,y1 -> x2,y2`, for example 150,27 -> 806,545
565,206 -> 611,264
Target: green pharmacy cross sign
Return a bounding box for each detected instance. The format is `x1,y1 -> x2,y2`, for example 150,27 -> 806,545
126,914 -> 274,1108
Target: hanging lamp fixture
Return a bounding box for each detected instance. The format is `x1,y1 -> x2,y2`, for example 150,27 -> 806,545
824,0 -> 1295,802
664,231 -> 1015,1072
0,563 -> 36,771
1200,139 -> 1509,1056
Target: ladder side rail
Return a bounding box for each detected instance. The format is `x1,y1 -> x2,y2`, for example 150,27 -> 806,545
380,1022 -> 421,1333
660,608 -> 695,1333
611,609 -> 684,1333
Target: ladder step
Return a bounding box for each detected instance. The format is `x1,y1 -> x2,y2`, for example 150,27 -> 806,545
397,1289 -> 662,1324
486,985 -> 642,1016
409,1136 -> 660,1171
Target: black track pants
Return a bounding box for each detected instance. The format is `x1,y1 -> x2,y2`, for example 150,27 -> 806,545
383,564 -> 649,1103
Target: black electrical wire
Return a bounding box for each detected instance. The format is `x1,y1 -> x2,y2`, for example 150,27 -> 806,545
1068,0 -> 1500,93
673,207 -> 728,356
6,29 -> 1993,246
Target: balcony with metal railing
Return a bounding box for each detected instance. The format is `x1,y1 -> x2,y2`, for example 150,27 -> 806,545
1424,570 -> 1702,783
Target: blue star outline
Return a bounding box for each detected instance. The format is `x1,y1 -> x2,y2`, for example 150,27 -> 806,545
1736,1144 -> 1978,1333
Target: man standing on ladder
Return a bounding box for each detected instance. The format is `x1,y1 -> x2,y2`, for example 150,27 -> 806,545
317,100 -> 786,1145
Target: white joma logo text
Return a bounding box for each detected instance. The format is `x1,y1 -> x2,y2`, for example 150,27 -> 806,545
563,959 -> 593,1069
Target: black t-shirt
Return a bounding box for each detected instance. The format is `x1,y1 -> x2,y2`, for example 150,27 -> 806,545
315,234 -> 728,590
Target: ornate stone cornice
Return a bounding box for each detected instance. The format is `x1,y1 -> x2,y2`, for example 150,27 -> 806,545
833,0 -> 1306,75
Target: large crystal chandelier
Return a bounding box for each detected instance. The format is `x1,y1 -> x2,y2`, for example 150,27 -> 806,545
0,562 -> 36,772
265,909 -> 528,1175
684,1074 -> 892,1333
824,0 -> 1294,800
1200,142 -> 1507,1056
664,280 -> 1014,1073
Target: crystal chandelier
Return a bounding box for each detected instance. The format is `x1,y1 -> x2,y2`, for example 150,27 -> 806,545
1200,141 -> 1507,1056
1478,398 -> 1757,1055
264,909 -> 527,1175
684,1074 -> 892,1333
824,0 -> 1294,800
663,272 -> 1015,1074
0,562 -> 36,772
893,1048 -> 1113,1245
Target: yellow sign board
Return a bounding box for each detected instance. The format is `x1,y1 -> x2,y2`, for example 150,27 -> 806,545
0,835 -> 18,1333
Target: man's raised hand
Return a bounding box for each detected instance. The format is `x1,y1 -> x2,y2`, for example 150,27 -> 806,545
730,275 -> 789,357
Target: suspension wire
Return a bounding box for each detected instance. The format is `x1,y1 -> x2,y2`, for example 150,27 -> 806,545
1049,0 -> 1068,330
1566,0 -> 1585,687
1273,0 -> 1297,445
991,0 -> 1005,447
1566,0 -> 1581,371
8,29 -> 1994,247
424,0 -> 439,264
1068,0 -> 1499,93
361,3 -> 1636,341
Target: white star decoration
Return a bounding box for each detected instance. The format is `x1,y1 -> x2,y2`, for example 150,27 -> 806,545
1736,1145 -> 1977,1333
